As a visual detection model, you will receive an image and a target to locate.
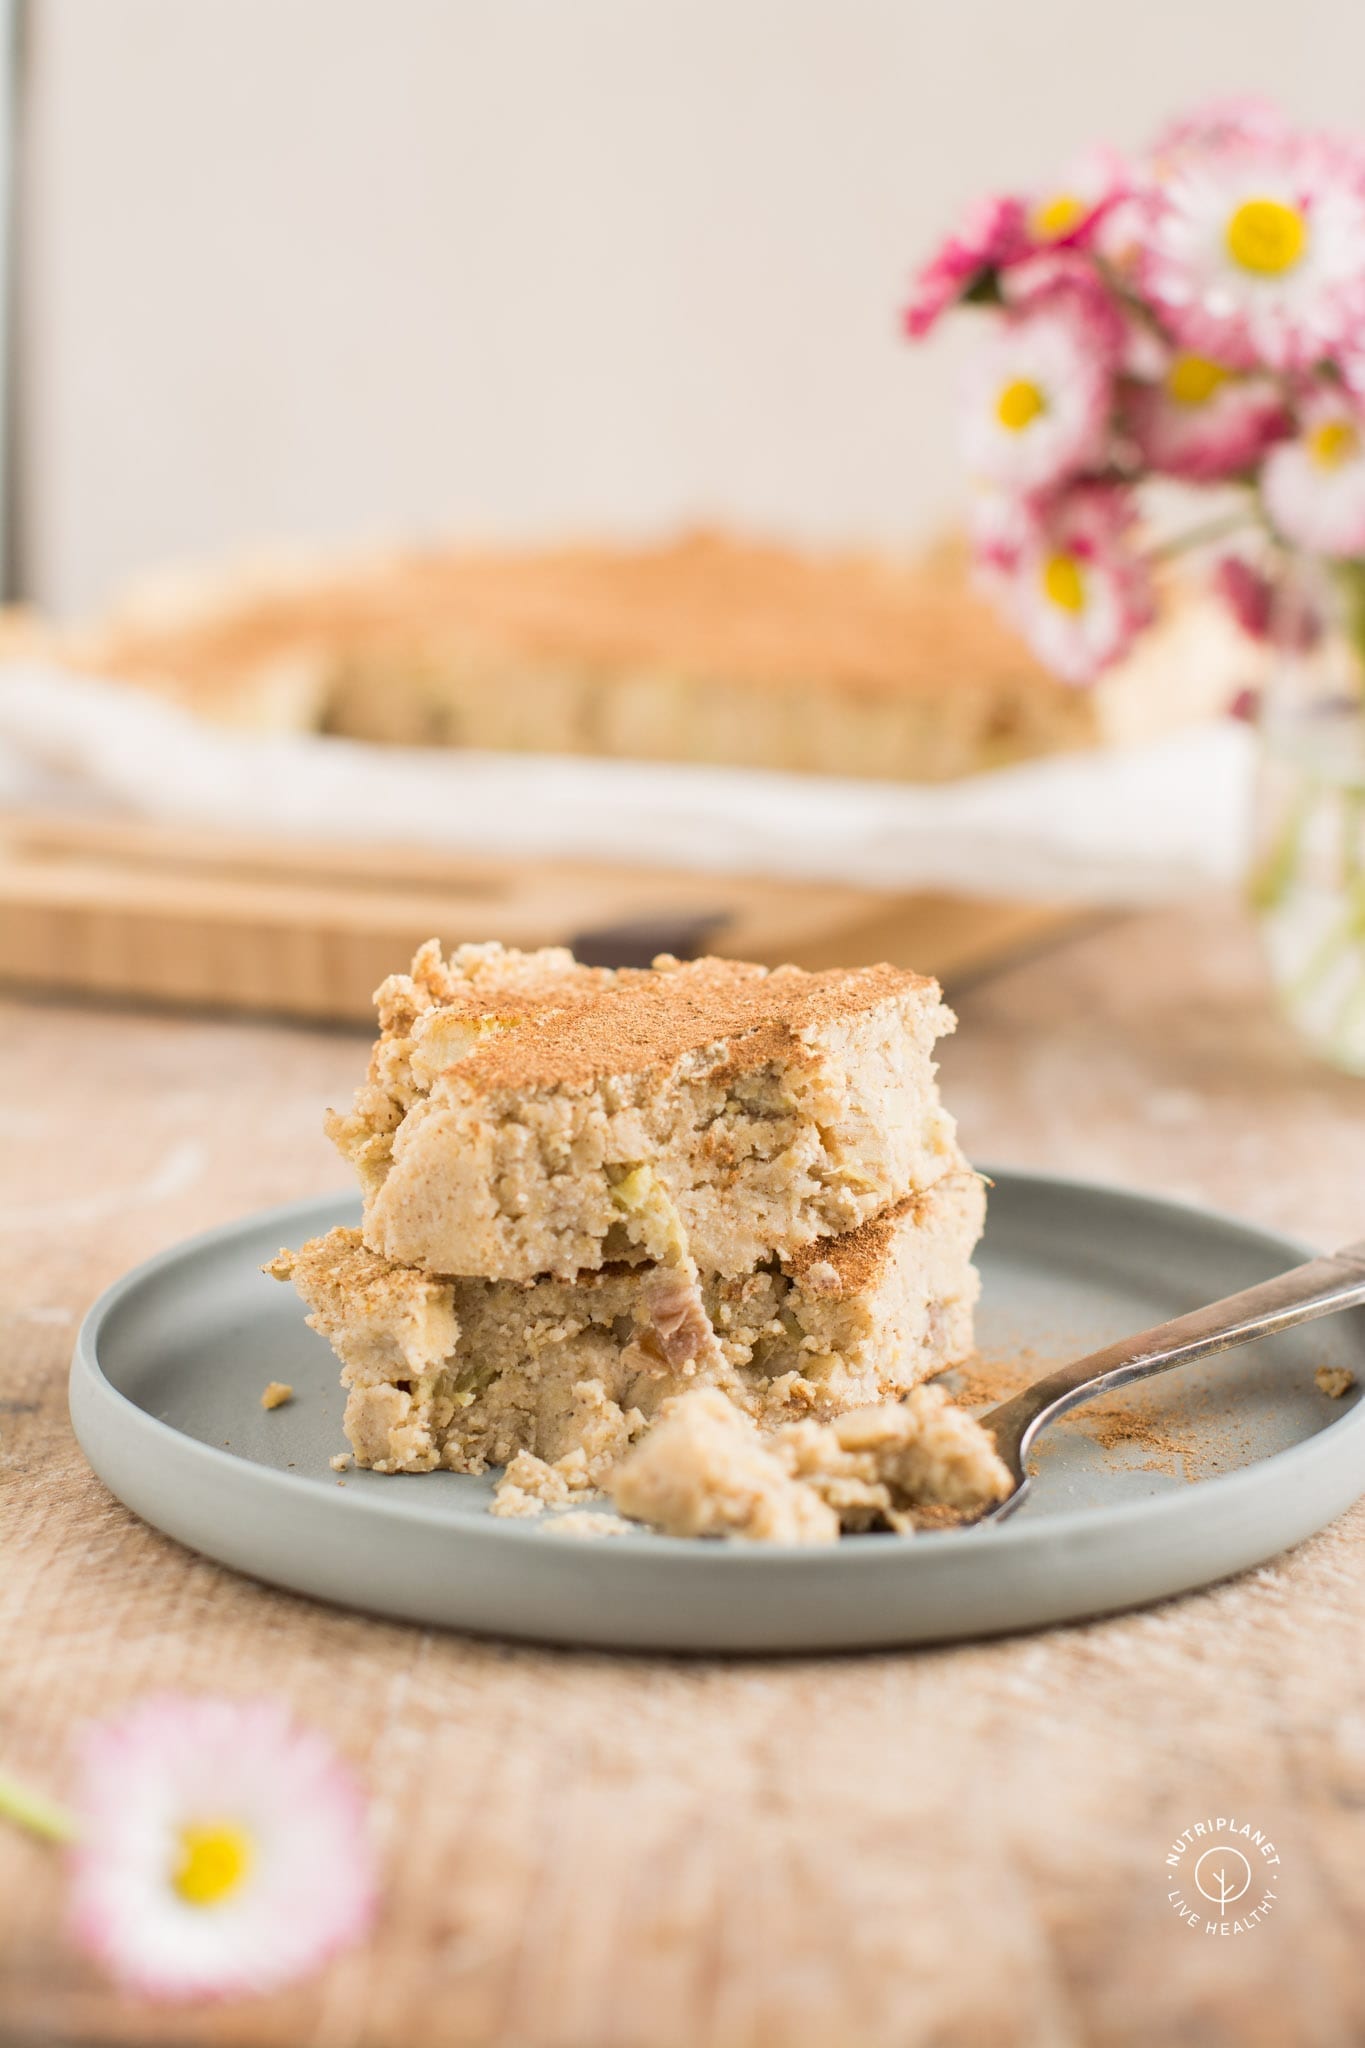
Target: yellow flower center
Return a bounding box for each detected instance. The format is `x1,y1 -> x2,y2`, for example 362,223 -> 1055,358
996,378 -> 1046,432
1031,192 -> 1086,242
1164,353 -> 1231,406
1307,417 -> 1358,469
172,1822 -> 254,1907
1225,197 -> 1307,277
1042,553 -> 1087,613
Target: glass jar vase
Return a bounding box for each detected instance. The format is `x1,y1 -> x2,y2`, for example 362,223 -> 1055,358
1251,556 -> 1365,1075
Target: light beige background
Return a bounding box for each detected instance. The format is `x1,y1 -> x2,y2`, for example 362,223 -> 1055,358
12,0 -> 1365,617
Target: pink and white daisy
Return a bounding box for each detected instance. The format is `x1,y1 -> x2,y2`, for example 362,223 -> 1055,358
68,1696 -> 377,2001
1261,388 -> 1365,557
1020,145 -> 1131,254
903,153 -> 1130,341
959,295 -> 1115,495
903,194 -> 1027,338
1127,351 -> 1289,481
1141,135 -> 1365,371
999,484 -> 1155,684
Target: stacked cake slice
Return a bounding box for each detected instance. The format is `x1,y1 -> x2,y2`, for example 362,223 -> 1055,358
269,940 -> 1003,1535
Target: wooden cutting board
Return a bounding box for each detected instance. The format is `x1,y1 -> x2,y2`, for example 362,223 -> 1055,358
0,812 -> 1085,1023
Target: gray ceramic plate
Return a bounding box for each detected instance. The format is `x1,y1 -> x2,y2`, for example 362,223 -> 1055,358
69,1172 -> 1365,1653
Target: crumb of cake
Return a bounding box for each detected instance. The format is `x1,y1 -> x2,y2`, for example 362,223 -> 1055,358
260,1380 -> 294,1411
489,1483 -> 547,1520
609,1388 -> 840,1543
1316,1365 -> 1356,1399
491,1448 -> 600,1519
776,1387 -> 1013,1529
545,1511 -> 634,1540
607,1383 -> 1010,1543
329,1451 -> 353,1472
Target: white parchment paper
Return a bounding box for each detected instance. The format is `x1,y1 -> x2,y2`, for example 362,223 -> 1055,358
0,667 -> 1252,903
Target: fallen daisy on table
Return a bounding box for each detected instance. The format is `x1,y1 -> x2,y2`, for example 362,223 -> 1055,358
0,1695 -> 377,2002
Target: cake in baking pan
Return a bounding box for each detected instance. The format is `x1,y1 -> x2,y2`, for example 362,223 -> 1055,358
67,530 -> 1239,782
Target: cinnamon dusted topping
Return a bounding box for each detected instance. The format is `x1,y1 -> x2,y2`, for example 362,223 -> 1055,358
71,530 -> 1062,707
432,956 -> 934,1096
362,942 -> 940,1097
783,1190 -> 934,1297
374,938 -> 608,1039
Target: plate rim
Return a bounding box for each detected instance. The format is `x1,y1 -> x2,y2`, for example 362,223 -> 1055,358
69,1168 -> 1365,1567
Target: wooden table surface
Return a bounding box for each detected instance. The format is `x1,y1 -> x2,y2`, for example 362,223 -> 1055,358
4,892 -> 1365,2048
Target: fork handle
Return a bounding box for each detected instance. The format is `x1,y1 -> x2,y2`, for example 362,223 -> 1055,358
982,1238 -> 1365,1486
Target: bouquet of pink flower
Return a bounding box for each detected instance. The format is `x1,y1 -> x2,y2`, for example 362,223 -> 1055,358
904,97 -> 1365,684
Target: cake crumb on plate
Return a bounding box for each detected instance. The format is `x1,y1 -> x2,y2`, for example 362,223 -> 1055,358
260,1380 -> 294,1410
1316,1365 -> 1356,1399
607,1384 -> 1010,1543
491,1449 -> 598,1519
546,1511 -> 633,1539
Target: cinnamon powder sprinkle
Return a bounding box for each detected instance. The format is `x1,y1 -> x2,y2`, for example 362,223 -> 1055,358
783,1186 -> 942,1296
444,957 -> 936,1095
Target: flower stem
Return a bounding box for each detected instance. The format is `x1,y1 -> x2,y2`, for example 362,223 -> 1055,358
1332,962 -> 1365,1068
1148,506 -> 1258,563
0,1767 -> 78,1845
1287,876 -> 1365,1008
1248,786 -> 1309,914
1334,560 -> 1365,680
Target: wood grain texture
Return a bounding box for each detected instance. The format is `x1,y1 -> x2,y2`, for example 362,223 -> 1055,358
2,893 -> 1364,2048
0,814 -> 1078,1021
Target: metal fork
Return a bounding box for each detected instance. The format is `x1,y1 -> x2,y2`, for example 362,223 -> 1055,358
976,1238 -> 1365,1524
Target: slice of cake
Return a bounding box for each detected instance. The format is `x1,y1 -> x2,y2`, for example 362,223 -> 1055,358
269,936 -> 1004,1538
267,1170 -> 984,1476
330,941 -> 965,1283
